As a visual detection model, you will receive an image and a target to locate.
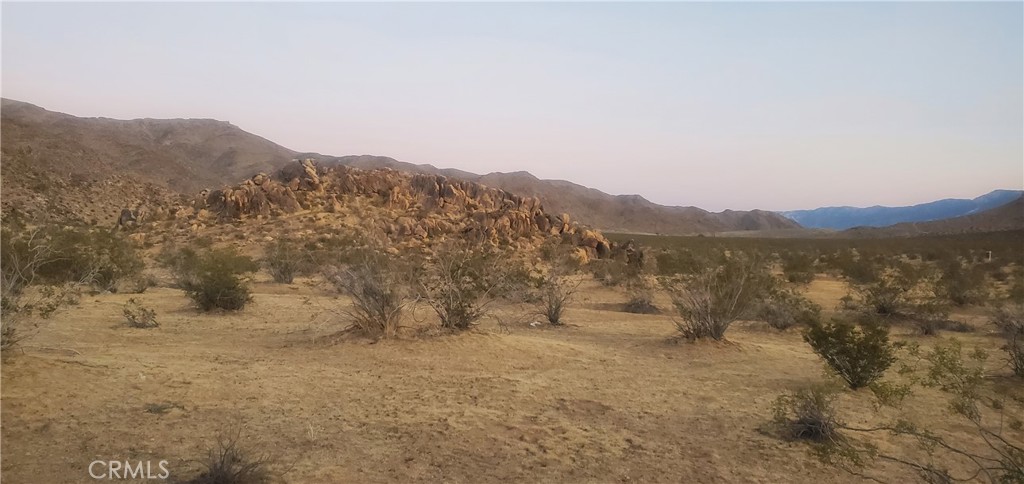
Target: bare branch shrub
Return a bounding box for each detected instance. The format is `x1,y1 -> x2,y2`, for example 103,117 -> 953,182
664,254 -> 774,340
418,242 -> 524,331
187,430 -> 275,484
324,249 -> 415,339
263,239 -> 308,284
991,304 -> 1024,377
537,273 -> 581,325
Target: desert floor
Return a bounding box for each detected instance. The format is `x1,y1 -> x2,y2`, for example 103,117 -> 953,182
1,275 -> 1017,483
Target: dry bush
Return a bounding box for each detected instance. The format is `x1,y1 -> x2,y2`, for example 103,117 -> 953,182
263,239 -> 308,284
665,254 -> 774,340
857,277 -> 911,316
803,318 -> 896,389
123,298 -> 158,329
991,304 -> 1024,377
2,228 -> 92,352
418,242 -> 524,331
771,384 -> 844,444
757,290 -> 821,330
537,273 -> 581,325
324,250 -> 415,339
623,275 -> 659,314
187,430 -> 274,484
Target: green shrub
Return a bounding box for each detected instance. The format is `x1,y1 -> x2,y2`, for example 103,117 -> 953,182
804,319 -> 897,389
780,251 -> 816,284
5,226 -> 143,291
178,248 -> 257,311
757,290 -> 821,330
937,260 -> 988,306
991,304 -> 1024,377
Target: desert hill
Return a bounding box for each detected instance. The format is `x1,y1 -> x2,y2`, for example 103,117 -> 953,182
1,99 -> 797,234
781,189 -> 1023,230
153,159 -> 614,263
305,155 -> 801,235
844,195 -> 1024,237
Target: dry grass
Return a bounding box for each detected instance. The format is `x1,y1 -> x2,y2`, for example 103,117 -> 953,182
0,277 -> 1017,483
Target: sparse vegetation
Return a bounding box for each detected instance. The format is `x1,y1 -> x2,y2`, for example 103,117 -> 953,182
177,248 -> 257,311
991,304 -> 1024,377
187,430 -> 274,484
665,254 -> 774,340
325,249 -> 415,339
771,384 -> 844,444
263,239 -> 307,284
418,242 -> 524,331
757,290 -> 821,330
537,272 -> 581,325
122,298 -> 158,328
803,318 -> 896,389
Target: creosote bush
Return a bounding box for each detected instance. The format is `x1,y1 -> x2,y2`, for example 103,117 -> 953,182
177,248 -> 258,311
325,249 -> 415,339
263,239 -> 307,284
623,275 -> 659,314
666,255 -> 774,341
123,298 -> 158,328
804,318 -> 896,389
991,304 -> 1024,377
757,290 -> 821,330
537,273 -> 581,325
418,242 -> 524,331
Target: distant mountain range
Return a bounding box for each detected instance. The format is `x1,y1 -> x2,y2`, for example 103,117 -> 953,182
781,190 -> 1024,230
844,195 -> 1024,237
0,98 -> 798,234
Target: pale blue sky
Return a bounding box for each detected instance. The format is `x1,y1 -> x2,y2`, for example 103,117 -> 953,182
3,2 -> 1021,211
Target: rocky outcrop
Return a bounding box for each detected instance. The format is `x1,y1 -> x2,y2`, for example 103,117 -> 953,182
192,159 -> 612,261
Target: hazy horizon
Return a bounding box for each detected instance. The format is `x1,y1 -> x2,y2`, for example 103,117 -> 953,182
3,2 -> 1022,212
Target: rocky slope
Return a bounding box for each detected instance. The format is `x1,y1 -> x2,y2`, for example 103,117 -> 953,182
309,155 -> 802,235
175,159 -> 612,262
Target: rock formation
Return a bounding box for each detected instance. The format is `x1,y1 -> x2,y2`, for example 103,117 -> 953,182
190,159 -> 612,261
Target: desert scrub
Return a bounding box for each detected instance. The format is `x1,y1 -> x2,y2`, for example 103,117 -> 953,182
263,238 -> 308,284
537,272 -> 581,325
177,248 -> 257,311
803,318 -> 896,389
188,430 -> 276,484
123,298 -> 158,328
665,254 -> 775,340
325,249 -> 415,339
757,289 -> 821,330
991,304 -> 1024,377
418,242 -> 525,331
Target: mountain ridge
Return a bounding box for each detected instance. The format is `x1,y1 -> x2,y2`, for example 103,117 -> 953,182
0,98 -> 797,234
781,189 -> 1023,229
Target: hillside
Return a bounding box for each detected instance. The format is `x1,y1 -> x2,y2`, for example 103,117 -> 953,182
781,189 -> 1023,229
0,98 -> 296,194
844,195 -> 1024,237
0,99 -> 798,234
308,155 -> 801,235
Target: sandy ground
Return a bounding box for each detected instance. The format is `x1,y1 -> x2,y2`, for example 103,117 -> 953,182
1,275 -> 1018,483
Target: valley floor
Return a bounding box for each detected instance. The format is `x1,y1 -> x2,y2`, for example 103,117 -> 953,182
0,277 -> 1015,483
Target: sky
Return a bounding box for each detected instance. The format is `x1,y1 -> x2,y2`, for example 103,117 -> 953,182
2,2 -> 1022,212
